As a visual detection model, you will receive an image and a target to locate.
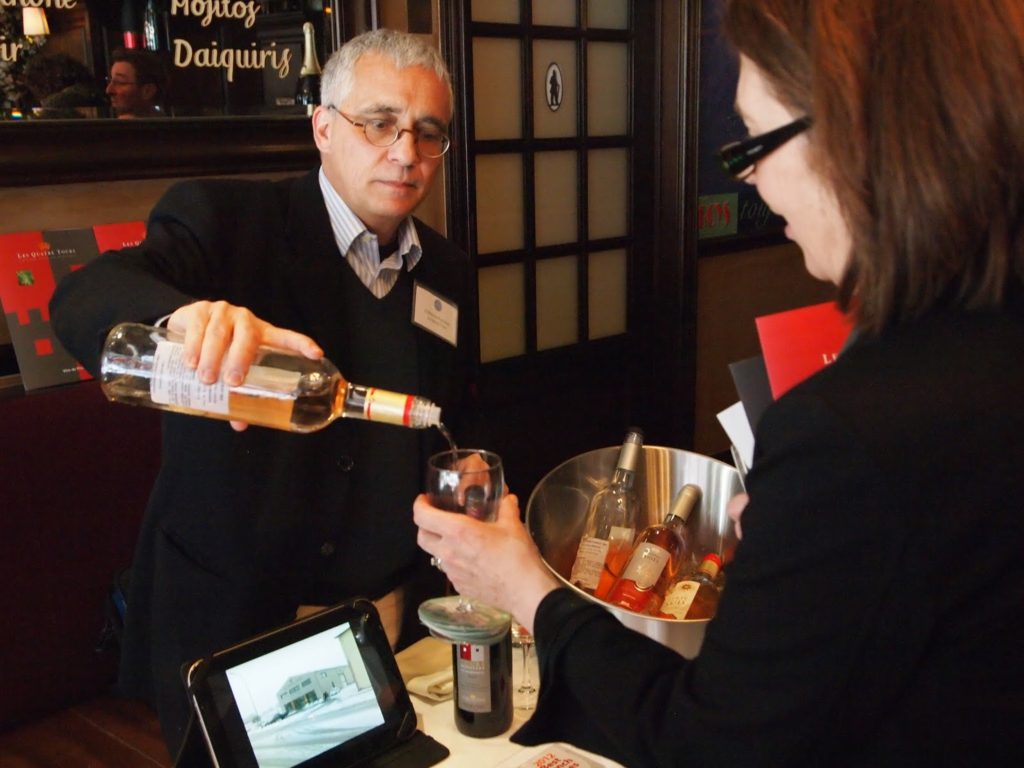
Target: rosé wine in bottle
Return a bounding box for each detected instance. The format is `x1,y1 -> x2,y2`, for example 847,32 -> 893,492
605,483 -> 702,615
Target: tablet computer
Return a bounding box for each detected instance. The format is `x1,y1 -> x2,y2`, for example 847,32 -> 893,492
186,599 -> 448,768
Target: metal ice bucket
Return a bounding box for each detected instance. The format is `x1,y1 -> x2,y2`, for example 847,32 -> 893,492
525,445 -> 742,658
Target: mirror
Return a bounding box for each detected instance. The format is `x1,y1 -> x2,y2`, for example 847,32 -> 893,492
1,1 -> 340,120
0,1 -> 387,184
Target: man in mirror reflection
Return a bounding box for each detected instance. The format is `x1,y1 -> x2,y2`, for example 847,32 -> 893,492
106,47 -> 167,118
50,29 -> 477,766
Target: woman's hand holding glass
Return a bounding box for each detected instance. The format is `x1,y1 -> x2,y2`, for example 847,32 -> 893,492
416,449 -> 512,642
414,491 -> 560,638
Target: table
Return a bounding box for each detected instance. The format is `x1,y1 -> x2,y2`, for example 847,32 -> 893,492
396,638 -> 622,768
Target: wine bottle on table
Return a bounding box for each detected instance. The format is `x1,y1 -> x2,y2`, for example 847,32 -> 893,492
569,427 -> 643,598
99,322 -> 442,432
296,21 -> 323,115
605,483 -> 702,615
452,630 -> 513,738
658,552 -> 723,620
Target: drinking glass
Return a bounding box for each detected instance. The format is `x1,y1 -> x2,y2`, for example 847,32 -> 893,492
417,449 -> 511,644
511,621 -> 538,712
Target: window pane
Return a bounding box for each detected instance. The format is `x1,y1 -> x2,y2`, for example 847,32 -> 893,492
472,0 -> 520,23
588,148 -> 629,239
533,40 -> 577,138
587,42 -> 629,136
479,264 -> 526,361
473,38 -> 523,140
536,256 -> 579,351
476,154 -> 525,253
533,0 -> 576,26
589,248 -> 627,339
535,151 -> 578,246
587,0 -> 629,29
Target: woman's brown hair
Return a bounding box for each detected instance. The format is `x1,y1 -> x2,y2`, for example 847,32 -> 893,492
725,0 -> 1024,334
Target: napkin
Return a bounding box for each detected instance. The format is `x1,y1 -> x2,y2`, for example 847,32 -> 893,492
397,636 -> 454,702
406,668 -> 454,701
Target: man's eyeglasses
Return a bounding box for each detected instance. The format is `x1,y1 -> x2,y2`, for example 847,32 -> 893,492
105,77 -> 138,87
328,107 -> 451,158
718,116 -> 812,179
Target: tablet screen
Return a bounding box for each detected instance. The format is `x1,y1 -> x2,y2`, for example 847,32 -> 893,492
226,622 -> 385,767
188,600 -> 417,768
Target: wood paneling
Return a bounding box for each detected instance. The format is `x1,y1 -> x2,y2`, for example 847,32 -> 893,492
0,382 -> 161,728
0,174 -> 294,234
693,243 -> 834,455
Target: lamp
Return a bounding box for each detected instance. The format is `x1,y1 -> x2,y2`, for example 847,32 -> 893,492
22,8 -> 50,37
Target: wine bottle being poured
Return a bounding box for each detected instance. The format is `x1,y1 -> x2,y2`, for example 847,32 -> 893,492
99,322 -> 442,433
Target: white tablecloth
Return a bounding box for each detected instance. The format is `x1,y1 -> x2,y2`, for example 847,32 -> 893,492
396,637 -> 622,768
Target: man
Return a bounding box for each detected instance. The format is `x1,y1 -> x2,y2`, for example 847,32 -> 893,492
51,29 -> 477,764
106,48 -> 167,118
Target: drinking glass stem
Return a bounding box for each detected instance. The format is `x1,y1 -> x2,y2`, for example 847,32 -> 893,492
519,642 -> 536,693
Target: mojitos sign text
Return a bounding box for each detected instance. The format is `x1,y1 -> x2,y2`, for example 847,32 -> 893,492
171,0 -> 292,82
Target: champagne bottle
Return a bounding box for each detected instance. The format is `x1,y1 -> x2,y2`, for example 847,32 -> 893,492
605,483 -> 702,615
99,322 -> 442,433
569,428 -> 643,598
295,21 -> 323,115
452,630 -> 513,738
142,0 -> 166,51
658,552 -> 722,620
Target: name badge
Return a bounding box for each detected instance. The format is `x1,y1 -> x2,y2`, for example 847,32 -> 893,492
412,281 -> 458,347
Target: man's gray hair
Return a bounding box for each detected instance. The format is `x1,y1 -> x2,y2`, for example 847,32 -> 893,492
321,28 -> 453,119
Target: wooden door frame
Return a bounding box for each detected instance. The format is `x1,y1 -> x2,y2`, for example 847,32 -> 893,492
633,0 -> 701,448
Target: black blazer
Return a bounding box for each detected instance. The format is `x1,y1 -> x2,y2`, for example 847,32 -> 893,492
514,302 -> 1024,767
50,170 -> 478,707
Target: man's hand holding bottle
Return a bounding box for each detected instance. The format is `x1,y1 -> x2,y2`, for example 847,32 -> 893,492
167,300 -> 323,431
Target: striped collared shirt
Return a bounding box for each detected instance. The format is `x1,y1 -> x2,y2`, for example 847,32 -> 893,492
318,167 -> 423,299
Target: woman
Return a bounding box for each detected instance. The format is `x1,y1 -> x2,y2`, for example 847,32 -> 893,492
415,1 -> 1024,765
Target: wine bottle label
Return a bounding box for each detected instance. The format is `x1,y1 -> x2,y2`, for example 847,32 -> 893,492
619,543 -> 670,590
570,536 -> 610,590
456,643 -> 492,713
151,341 -> 229,414
363,388 -> 416,426
151,342 -> 302,414
661,580 -> 699,619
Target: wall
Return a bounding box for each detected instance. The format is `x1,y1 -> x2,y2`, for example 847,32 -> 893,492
0,382 -> 161,728
0,168 -> 447,351
693,242 -> 835,455
0,174 -> 292,356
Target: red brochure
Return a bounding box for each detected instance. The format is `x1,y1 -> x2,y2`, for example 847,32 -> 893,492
755,301 -> 854,399
0,222 -> 145,390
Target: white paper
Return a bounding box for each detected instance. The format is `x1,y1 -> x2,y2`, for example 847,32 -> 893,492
412,282 -> 458,346
716,400 -> 755,476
